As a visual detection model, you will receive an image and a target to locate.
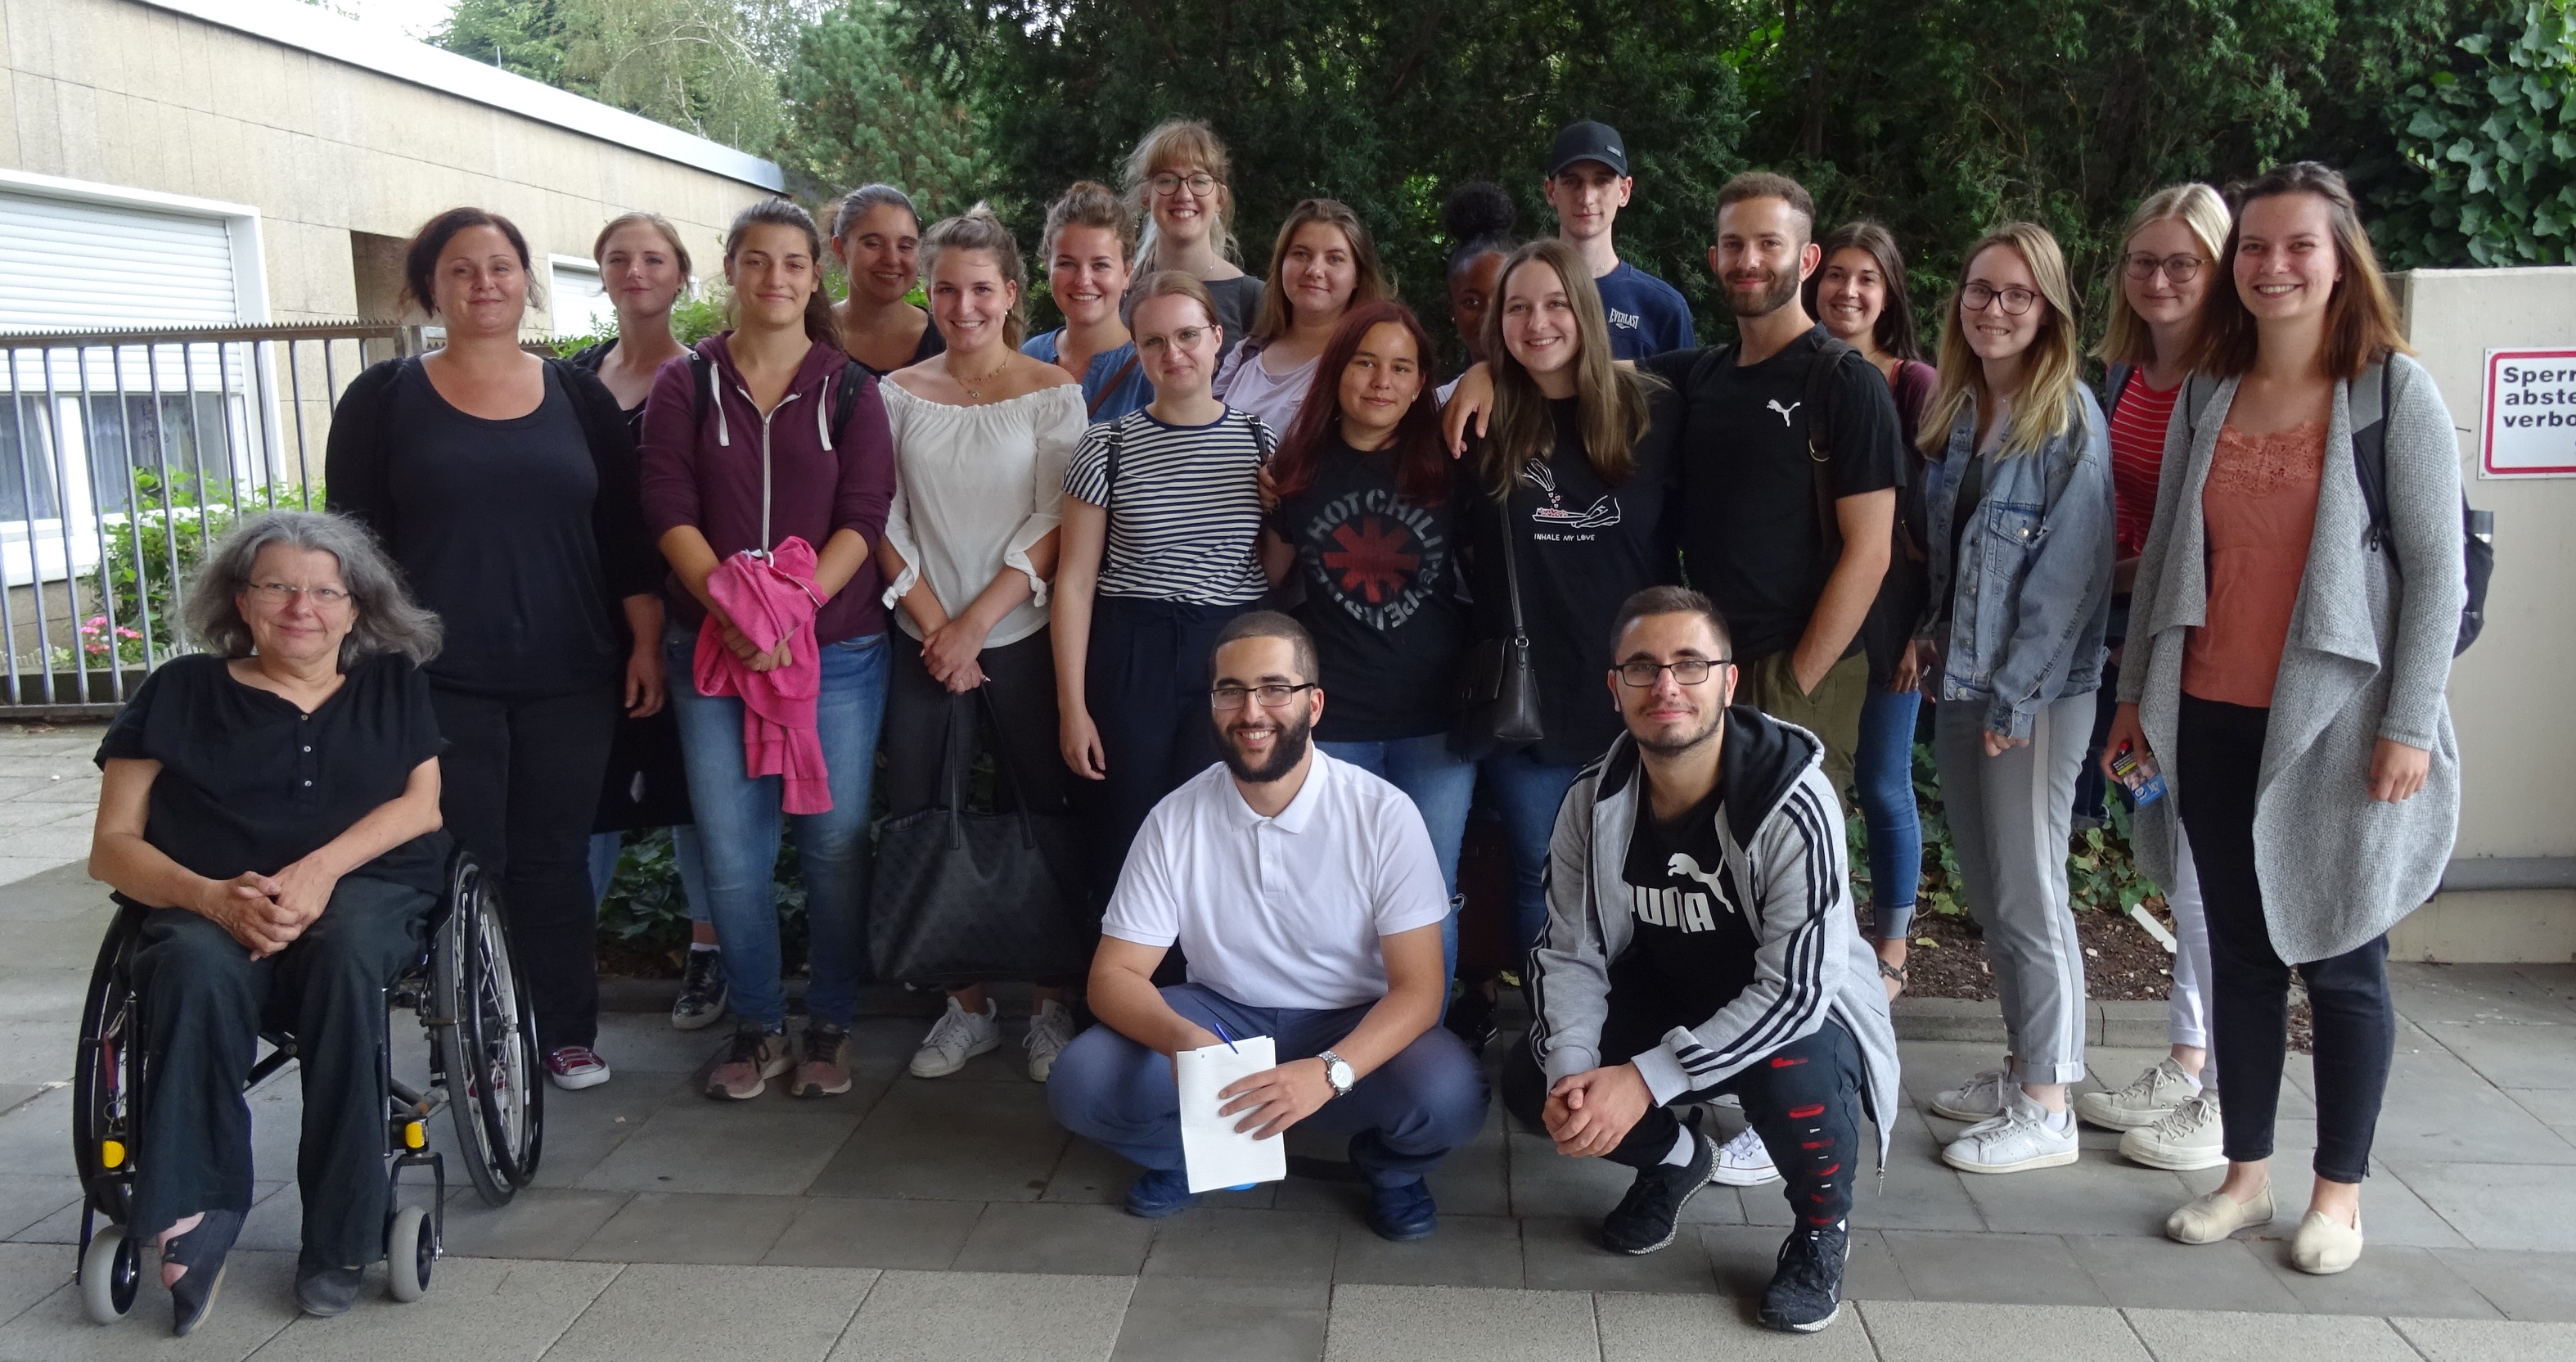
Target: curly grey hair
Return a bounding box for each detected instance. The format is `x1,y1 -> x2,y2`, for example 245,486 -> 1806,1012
182,510 -> 442,667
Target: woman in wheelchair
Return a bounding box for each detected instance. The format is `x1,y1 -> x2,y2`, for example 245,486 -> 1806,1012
87,510 -> 448,1334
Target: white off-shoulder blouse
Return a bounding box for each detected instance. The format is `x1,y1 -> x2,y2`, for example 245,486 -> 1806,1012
878,379 -> 1088,647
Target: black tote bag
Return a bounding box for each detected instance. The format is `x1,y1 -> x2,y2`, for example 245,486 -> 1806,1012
868,687 -> 1096,985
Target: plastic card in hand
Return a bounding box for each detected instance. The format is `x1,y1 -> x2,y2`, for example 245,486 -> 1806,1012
1176,1035 -> 1288,1193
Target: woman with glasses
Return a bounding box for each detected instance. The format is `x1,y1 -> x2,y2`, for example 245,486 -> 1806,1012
2071,184 -> 2235,1170
1213,199 -> 1394,437
327,207 -> 663,1095
1916,223 -> 2115,1177
1055,271 -> 1278,899
1122,120 -> 1261,363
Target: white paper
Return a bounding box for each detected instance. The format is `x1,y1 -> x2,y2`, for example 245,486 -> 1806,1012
1175,1035 -> 1289,1193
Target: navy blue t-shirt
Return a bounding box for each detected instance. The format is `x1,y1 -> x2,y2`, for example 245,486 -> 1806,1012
1595,261 -> 1696,360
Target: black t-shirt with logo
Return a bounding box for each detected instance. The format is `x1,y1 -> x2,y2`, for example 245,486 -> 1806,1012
1270,435 -> 1473,742
1643,326 -> 1905,664
1610,781 -> 1759,1037
1461,398 -> 1681,766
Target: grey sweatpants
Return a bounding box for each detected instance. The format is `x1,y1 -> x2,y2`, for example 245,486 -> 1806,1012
1934,693 -> 2093,1085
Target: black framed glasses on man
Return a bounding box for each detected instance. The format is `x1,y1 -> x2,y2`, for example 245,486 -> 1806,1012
1615,658 -> 1733,688
1210,682 -> 1318,710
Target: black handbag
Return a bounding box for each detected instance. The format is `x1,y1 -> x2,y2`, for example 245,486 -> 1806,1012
1449,496 -> 1544,760
867,687 -> 1096,985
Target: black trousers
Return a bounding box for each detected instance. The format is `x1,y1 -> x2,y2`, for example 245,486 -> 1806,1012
430,683 -> 619,1054
884,629 -> 1070,819
131,876 -> 432,1267
1504,1009 -> 1866,1230
2177,693 -> 2396,1184
1082,595 -> 1246,896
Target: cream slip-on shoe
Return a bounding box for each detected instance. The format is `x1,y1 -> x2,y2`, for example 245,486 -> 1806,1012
2164,1184 -> 2275,1244
2290,1209 -> 2364,1274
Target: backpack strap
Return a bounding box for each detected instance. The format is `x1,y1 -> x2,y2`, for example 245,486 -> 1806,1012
2105,361 -> 2135,415
831,359 -> 869,441
1101,414 -> 1128,516
687,350 -> 723,446
2348,359 -> 2394,557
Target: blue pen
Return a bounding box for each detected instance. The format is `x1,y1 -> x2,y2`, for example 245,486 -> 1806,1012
1211,1021 -> 1241,1053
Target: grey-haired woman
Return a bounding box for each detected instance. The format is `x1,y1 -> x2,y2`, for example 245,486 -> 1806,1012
88,511 -> 453,1332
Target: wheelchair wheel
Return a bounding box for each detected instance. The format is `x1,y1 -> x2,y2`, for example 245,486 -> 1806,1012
435,859 -> 542,1205
72,909 -> 142,1228
79,1224 -> 140,1324
386,1204 -> 433,1302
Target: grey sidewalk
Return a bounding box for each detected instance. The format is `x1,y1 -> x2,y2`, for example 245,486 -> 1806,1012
3,724 -> 2573,1360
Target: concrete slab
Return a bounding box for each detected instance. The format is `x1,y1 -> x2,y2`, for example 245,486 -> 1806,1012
948,1200 -> 1155,1277
569,1191 -> 800,1265
1594,1288 -> 1879,1360
245,1256 -> 619,1362
2391,1316 -> 2576,1362
1142,1206 -> 1342,1284
543,1261 -> 873,1362
1331,1212 -> 1522,1290
2248,1242 -> 2501,1319
574,1097 -> 863,1197
439,1188 -> 632,1261
762,1196 -> 983,1271
0,1246 -> 300,1361
2381,1161 -> 2576,1251
831,1269 -> 1131,1362
0,1179 -> 79,1243
2119,1307 -> 2421,1361
1321,1283 -> 1599,1362
1858,1300 -> 2150,1360
1880,1229 -> 2108,1306
1109,1275 -> 1327,1362
2433,1247 -> 2576,1321
0,1242 -> 73,1333
804,1076 -> 1070,1203
2058,1234 -> 2306,1313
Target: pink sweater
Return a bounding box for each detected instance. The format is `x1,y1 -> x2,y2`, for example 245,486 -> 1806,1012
694,537 -> 831,814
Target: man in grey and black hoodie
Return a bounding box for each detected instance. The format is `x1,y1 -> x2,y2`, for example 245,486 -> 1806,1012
1503,587 -> 1898,1333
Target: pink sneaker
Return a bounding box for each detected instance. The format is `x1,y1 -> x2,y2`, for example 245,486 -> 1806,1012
544,1046 -> 611,1091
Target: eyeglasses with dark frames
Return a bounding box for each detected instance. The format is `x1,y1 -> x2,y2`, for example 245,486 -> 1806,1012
2123,252 -> 2204,284
1961,282 -> 2040,316
1615,658 -> 1733,688
1210,682 -> 1318,710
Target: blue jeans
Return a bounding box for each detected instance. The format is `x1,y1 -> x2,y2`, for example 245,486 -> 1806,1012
1320,734 -> 1475,984
1046,983 -> 1488,1188
665,625 -> 889,1031
1479,748 -> 1584,958
1854,683 -> 1924,940
588,826 -> 714,925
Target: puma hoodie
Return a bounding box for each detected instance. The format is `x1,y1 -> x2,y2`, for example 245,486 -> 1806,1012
1525,706 -> 1902,1163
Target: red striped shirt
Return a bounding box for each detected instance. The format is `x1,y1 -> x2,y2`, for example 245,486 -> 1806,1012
2107,373 -> 2180,560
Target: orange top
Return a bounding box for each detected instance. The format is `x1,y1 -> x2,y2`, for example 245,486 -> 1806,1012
2184,418 -> 2327,708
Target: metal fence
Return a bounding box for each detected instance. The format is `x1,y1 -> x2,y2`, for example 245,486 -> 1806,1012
0,321 -> 416,716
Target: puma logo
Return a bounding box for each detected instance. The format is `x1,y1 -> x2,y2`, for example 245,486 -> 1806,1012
1668,851 -> 1727,900
1767,399 -> 1802,427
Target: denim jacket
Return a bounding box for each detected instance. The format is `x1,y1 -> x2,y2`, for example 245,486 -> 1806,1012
1924,387 -> 2115,739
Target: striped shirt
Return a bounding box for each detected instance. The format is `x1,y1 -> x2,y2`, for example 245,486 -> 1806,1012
2107,371 -> 2180,560
1064,406 -> 1274,604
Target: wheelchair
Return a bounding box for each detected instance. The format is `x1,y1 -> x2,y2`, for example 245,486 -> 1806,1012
70,848 -> 544,1324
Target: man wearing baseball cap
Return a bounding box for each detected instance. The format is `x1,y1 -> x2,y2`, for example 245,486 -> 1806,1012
1543,119 -> 1696,359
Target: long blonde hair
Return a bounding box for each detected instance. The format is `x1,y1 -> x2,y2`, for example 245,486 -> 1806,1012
1920,222 -> 2083,459
1478,238 -> 1658,495
1123,119 -> 1239,274
2096,183 -> 2230,368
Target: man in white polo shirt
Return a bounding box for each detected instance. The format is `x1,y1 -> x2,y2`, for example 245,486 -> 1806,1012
1046,611 -> 1485,1242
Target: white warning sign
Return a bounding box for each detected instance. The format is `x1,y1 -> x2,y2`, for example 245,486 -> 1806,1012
2483,348 -> 2576,479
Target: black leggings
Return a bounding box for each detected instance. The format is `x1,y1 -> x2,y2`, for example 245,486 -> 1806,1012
430,683 -> 619,1054
2178,693 -> 2395,1184
1505,1014 -> 1864,1230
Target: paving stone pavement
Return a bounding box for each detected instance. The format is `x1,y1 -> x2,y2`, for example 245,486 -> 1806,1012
3,724 -> 2574,1360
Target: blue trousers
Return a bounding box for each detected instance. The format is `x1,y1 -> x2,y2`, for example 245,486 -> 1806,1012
1047,983 -> 1489,1188
1853,683 -> 1923,940
1479,748 -> 1584,957
1319,733 -> 1475,984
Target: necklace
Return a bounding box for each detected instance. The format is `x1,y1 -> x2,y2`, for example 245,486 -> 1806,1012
952,352 -> 1011,400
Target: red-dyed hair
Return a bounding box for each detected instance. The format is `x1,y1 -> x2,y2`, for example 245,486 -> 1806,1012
1269,300 -> 1450,506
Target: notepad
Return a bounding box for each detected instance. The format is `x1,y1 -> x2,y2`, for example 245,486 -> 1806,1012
1175,1035 -> 1290,1193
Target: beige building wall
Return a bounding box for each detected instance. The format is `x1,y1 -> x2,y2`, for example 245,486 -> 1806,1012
2388,266 -> 2576,963
0,0 -> 774,328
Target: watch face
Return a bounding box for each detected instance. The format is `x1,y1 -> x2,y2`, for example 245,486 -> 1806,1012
1326,1058 -> 1355,1092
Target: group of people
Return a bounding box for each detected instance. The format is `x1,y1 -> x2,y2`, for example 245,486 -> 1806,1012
86,112 -> 2466,1337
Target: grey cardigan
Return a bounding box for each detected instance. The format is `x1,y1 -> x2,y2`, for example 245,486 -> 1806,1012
2117,353 -> 2465,963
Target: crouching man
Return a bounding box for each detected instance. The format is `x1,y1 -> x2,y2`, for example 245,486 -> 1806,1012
1505,588 -> 1899,1332
1047,611 -> 1488,1241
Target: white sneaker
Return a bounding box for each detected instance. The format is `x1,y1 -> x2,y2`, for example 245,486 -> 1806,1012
1929,1068 -> 2012,1122
1941,1090 -> 2079,1174
909,996 -> 1002,1078
1709,1123 -> 1781,1187
2119,1090 -> 2227,1171
2075,1057 -> 2200,1131
1024,1000 -> 1075,1083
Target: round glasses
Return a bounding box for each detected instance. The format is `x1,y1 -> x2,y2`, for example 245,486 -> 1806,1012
2123,252 -> 2204,284
1151,173 -> 1219,198
1961,282 -> 2039,316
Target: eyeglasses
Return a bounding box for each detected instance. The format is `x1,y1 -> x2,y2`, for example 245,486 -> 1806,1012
1137,327 -> 1209,353
1151,173 -> 1219,198
247,581 -> 350,606
2123,252 -> 2204,284
1961,282 -> 2040,316
1615,658 -> 1732,688
1210,682 -> 1317,710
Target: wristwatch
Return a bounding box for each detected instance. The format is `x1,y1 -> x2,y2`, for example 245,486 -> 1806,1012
1316,1050 -> 1356,1098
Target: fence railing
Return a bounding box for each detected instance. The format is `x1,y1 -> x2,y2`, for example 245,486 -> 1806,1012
0,321 -> 417,715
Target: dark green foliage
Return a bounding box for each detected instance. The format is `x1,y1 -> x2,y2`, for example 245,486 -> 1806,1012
2376,1 -> 2576,267
778,2 -> 989,217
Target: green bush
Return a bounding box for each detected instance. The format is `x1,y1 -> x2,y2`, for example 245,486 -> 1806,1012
65,471 -> 319,669
1849,736 -> 2163,926
596,826 -> 811,963
2378,1 -> 2576,268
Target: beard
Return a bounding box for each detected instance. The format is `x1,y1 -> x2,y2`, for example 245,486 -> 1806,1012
1633,704 -> 1724,756
1726,266 -> 1801,319
1218,707 -> 1314,784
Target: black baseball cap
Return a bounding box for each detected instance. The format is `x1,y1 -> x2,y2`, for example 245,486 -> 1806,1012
1547,120 -> 1629,178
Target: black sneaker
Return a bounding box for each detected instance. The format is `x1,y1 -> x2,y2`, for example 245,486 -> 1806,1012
1759,1224 -> 1849,1333
671,948 -> 728,1031
1598,1123 -> 1714,1254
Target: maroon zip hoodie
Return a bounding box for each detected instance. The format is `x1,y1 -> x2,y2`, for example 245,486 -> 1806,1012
638,332 -> 896,643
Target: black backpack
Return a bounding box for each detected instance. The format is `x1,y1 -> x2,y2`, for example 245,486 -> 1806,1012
2181,362 -> 2493,656
1686,335 -> 1894,567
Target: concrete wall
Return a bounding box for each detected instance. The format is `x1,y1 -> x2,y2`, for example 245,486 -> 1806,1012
0,0 -> 773,328
2388,266 -> 2576,963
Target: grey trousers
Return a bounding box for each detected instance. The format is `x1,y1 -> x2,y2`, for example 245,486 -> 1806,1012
1934,693 -> 2093,1085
